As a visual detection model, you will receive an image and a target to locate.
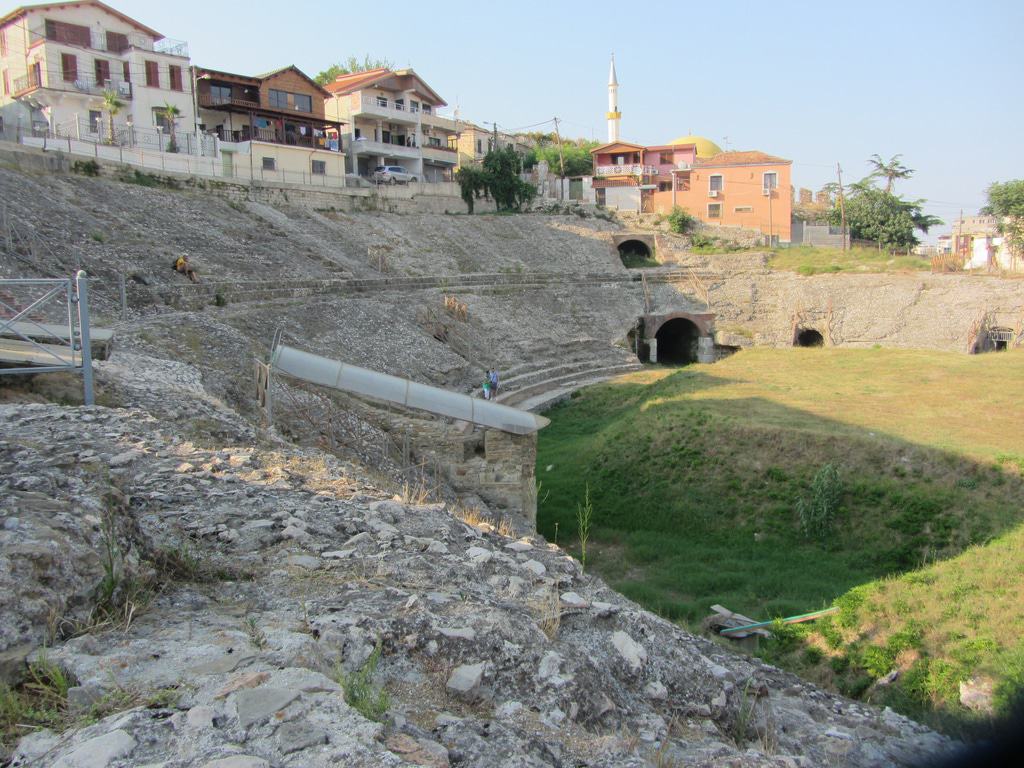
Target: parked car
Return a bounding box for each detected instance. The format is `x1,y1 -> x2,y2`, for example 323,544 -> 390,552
372,165 -> 417,184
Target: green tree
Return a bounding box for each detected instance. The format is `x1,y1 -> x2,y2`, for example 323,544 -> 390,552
524,139 -> 600,177
457,147 -> 536,214
829,186 -> 941,250
101,90 -> 124,145
455,165 -> 488,214
314,56 -> 395,86
160,102 -> 181,153
982,180 -> 1024,259
867,154 -> 914,194
482,145 -> 535,211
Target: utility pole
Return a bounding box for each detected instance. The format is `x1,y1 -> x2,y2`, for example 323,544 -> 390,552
836,163 -> 847,251
956,207 -> 964,263
552,117 -> 566,179
492,121 -> 498,152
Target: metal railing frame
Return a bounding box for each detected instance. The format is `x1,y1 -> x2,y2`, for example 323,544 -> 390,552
0,272 -> 94,404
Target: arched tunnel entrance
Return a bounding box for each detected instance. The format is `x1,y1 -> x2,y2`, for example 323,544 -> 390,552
655,318 -> 700,364
795,328 -> 824,347
617,239 -> 653,267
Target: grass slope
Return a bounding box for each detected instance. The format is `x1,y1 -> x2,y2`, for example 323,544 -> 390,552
537,347 -> 1024,732
769,246 -> 931,275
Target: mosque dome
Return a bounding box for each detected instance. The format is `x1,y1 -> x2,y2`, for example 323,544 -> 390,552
668,135 -> 723,158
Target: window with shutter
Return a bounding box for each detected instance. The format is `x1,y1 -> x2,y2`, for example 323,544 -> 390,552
145,60 -> 158,87
106,31 -> 129,53
45,20 -> 90,47
169,65 -> 183,91
61,53 -> 77,82
94,59 -> 110,86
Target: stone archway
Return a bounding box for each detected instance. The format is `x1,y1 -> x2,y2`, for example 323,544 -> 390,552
640,311 -> 716,364
617,239 -> 652,266
795,328 -> 824,347
655,317 -> 700,363
612,233 -> 657,267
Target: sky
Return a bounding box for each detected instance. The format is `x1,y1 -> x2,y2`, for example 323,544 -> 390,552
109,0 -> 1023,239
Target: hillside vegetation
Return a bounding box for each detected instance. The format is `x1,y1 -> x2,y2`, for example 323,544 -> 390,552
536,347 -> 1024,733
769,246 -> 931,275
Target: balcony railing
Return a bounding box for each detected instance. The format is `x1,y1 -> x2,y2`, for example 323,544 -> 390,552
422,145 -> 457,163
12,70 -> 41,96
199,94 -> 260,110
12,70 -> 132,99
358,97 -> 419,122
29,27 -> 189,57
347,137 -> 420,158
217,126 -> 339,152
595,164 -> 659,176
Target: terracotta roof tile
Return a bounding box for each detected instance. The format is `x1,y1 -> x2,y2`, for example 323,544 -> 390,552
695,150 -> 790,167
323,68 -> 392,95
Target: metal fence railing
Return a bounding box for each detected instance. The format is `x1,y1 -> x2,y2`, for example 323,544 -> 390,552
0,273 -> 96,404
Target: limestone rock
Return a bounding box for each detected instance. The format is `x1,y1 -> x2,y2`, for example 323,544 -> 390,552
276,719 -> 328,754
611,630 -> 647,673
233,687 -> 300,728
446,663 -> 485,700
51,729 -> 135,768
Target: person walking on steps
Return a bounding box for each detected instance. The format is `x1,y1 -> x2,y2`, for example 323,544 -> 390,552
483,372 -> 492,401
489,369 -> 499,396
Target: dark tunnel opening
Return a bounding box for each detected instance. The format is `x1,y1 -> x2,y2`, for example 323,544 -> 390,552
795,328 -> 824,347
655,318 -> 700,364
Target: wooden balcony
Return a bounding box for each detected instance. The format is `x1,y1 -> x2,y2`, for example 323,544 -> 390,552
199,94 -> 260,111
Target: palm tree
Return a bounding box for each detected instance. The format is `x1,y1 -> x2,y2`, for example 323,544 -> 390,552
101,90 -> 124,145
160,102 -> 181,153
867,154 -> 914,194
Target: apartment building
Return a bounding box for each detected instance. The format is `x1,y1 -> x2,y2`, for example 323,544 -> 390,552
661,150 -> 793,244
194,64 -> 345,182
0,1 -> 193,142
455,122 -> 530,167
323,67 -> 458,182
590,137 -> 793,243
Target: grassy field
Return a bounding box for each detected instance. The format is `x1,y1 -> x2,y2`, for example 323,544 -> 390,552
536,347 -> 1024,733
768,245 -> 931,275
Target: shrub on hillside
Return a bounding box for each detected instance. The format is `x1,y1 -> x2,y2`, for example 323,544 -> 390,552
667,206 -> 696,234
797,463 -> 843,539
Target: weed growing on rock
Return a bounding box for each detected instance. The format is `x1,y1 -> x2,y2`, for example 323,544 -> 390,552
0,652 -> 74,749
335,642 -> 390,721
243,616 -> 267,650
576,483 -> 594,572
530,587 -> 561,641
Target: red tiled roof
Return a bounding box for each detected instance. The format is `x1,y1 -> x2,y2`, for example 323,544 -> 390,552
645,143 -> 695,152
1,1 -> 162,38
323,67 -> 446,107
695,151 -> 790,167
589,140 -> 645,154
323,68 -> 392,95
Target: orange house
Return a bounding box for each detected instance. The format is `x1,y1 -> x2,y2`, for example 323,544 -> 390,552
654,151 -> 793,244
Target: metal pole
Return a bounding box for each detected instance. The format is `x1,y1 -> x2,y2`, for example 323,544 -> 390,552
266,362 -> 273,425
119,273 -> 127,321
75,270 -> 95,406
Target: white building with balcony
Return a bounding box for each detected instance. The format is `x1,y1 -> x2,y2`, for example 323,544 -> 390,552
0,1 -> 194,142
323,67 -> 458,182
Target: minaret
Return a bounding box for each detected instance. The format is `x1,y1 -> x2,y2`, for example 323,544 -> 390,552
607,53 -> 621,143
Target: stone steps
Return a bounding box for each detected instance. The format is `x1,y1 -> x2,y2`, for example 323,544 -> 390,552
128,269 -> 718,311
497,362 -> 643,410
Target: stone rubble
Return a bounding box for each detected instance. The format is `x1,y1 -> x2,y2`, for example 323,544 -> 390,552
0,387 -> 956,767
0,161 -> 978,766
